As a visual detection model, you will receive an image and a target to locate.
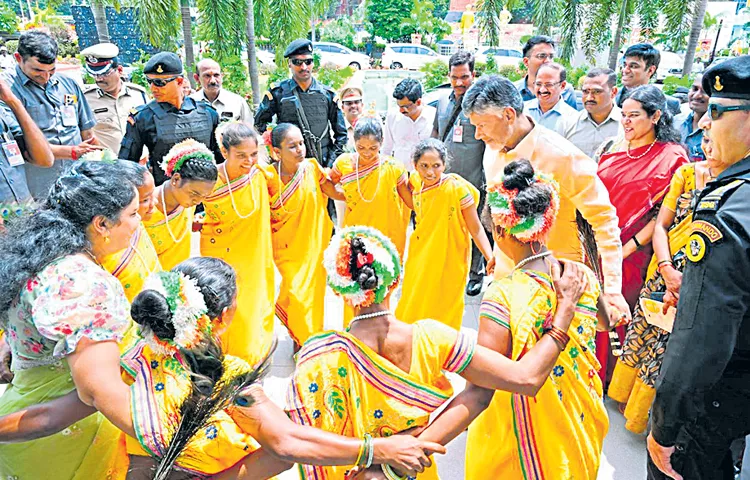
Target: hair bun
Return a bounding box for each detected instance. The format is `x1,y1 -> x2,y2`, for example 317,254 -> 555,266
131,289 -> 177,341
502,159 -> 535,191
357,266 -> 378,290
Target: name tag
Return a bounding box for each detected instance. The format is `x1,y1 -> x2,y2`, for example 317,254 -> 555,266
61,105 -> 77,127
452,124 -> 463,143
2,133 -> 24,166
94,107 -> 109,114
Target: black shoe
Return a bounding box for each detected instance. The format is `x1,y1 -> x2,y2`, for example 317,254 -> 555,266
466,278 -> 483,296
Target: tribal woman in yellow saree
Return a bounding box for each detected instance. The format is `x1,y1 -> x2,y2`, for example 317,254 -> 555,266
200,122 -> 275,365
418,159 -> 615,480
143,140 -> 218,270
287,224 -> 593,480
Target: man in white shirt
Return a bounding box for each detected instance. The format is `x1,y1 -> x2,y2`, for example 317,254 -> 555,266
190,58 -> 252,123
556,67 -> 623,159
382,78 -> 435,170
523,62 -> 577,131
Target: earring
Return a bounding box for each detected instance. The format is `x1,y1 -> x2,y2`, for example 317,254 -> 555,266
104,235 -> 111,244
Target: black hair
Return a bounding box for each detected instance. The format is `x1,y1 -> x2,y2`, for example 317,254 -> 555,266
502,159 -> 552,220
118,160 -> 149,187
393,78 -> 423,103
220,122 -> 259,151
175,156 -> 218,183
353,116 -> 383,143
537,62 -> 566,82
585,67 -> 617,88
271,122 -> 301,149
412,138 -> 449,166
349,237 -> 378,290
449,50 -> 475,73
623,85 -> 681,144
130,257 -> 238,342
623,43 -> 661,74
522,35 -> 555,58
0,162 -> 137,320
18,30 -> 58,64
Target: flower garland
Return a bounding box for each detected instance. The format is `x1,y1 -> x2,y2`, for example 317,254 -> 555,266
323,226 -> 401,308
159,139 -> 216,178
140,271 -> 210,356
487,171 -> 560,244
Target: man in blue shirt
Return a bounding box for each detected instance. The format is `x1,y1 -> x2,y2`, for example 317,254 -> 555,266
0,75 -> 53,221
4,31 -> 98,200
523,62 -> 577,130
674,74 -> 708,162
514,36 -> 578,111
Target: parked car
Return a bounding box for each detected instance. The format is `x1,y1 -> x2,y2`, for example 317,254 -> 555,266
381,43 -> 447,70
655,51 -> 684,82
474,46 -> 523,67
314,42 -> 371,70
255,49 -> 276,67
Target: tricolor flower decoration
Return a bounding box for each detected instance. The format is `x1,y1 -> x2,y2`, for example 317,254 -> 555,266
487,171 -> 560,244
159,138 -> 215,178
140,271 -> 210,356
323,226 -> 401,308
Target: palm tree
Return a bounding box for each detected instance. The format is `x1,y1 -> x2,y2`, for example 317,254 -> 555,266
127,0 -> 181,51
682,0 -> 708,77
246,0 -> 260,105
180,0 -> 196,87
475,0 -> 523,48
91,0 -> 113,43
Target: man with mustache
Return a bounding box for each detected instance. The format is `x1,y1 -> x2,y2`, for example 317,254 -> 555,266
674,74 -> 709,162
523,62 -> 577,131
81,43 -> 149,154
648,55 -> 750,480
556,67 -> 623,159
190,58 -> 252,123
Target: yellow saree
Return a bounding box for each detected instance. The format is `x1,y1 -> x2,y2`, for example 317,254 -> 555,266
102,224 -> 163,303
609,162 -> 698,433
286,320 -> 476,479
395,174 -> 478,330
332,153 -> 410,258
121,341 -> 261,475
465,267 -> 608,480
143,191 -> 194,271
200,167 -> 275,366
262,159 -> 332,346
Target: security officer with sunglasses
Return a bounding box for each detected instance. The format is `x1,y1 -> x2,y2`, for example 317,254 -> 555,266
254,39 -> 347,168
119,52 -> 220,185
647,55 -> 750,480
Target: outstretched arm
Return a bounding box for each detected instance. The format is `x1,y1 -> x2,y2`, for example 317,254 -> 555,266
0,391 -> 96,443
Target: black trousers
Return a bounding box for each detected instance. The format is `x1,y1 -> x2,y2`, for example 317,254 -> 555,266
469,188 -> 492,282
647,378 -> 750,480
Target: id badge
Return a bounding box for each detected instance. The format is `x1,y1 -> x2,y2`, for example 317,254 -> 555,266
2,139 -> 24,166
61,105 -> 77,127
452,124 -> 463,143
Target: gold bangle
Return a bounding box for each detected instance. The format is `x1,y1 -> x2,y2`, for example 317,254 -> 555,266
382,464 -> 411,480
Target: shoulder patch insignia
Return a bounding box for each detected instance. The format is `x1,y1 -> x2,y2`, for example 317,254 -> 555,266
129,108 -> 139,116
692,220 -> 723,243
697,200 -> 718,211
264,91 -> 273,101
686,233 -> 707,263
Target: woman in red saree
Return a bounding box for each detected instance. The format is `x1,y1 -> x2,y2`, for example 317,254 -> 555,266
596,85 -> 688,383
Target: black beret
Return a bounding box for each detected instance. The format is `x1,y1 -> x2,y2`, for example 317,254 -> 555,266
144,52 -> 183,75
702,55 -> 750,100
284,39 -> 313,58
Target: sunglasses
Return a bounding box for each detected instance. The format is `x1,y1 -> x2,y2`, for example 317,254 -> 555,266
707,102 -> 750,121
146,75 -> 180,87
290,58 -> 314,67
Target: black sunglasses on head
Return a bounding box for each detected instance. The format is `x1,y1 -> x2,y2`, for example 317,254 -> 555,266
146,75 -> 180,87
707,102 -> 750,120
290,58 -> 314,66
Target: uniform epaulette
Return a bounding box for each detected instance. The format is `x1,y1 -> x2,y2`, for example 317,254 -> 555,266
82,83 -> 99,94
696,179 -> 746,212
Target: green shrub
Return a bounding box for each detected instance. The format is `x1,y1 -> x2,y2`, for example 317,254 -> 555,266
265,65 -> 289,91
662,75 -> 693,96
316,65 -> 355,90
566,65 -> 588,90
498,64 -> 523,82
4,40 -> 17,54
419,59 -> 449,89
128,52 -> 153,89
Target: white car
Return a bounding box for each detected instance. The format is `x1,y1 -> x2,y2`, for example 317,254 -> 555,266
381,43 -> 447,70
474,46 -> 523,67
314,42 -> 371,70
655,50 -> 685,82
255,49 -> 276,67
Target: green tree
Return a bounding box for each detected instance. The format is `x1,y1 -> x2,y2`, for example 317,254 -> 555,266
320,17 -> 357,49
399,0 -> 452,42
126,0 -> 182,51
475,0 -> 523,48
0,3 -> 19,34
367,0 -> 413,41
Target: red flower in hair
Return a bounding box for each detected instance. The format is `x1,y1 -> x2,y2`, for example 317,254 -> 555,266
356,252 -> 373,269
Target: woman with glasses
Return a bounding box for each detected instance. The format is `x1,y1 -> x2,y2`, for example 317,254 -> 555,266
595,85 -> 688,383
